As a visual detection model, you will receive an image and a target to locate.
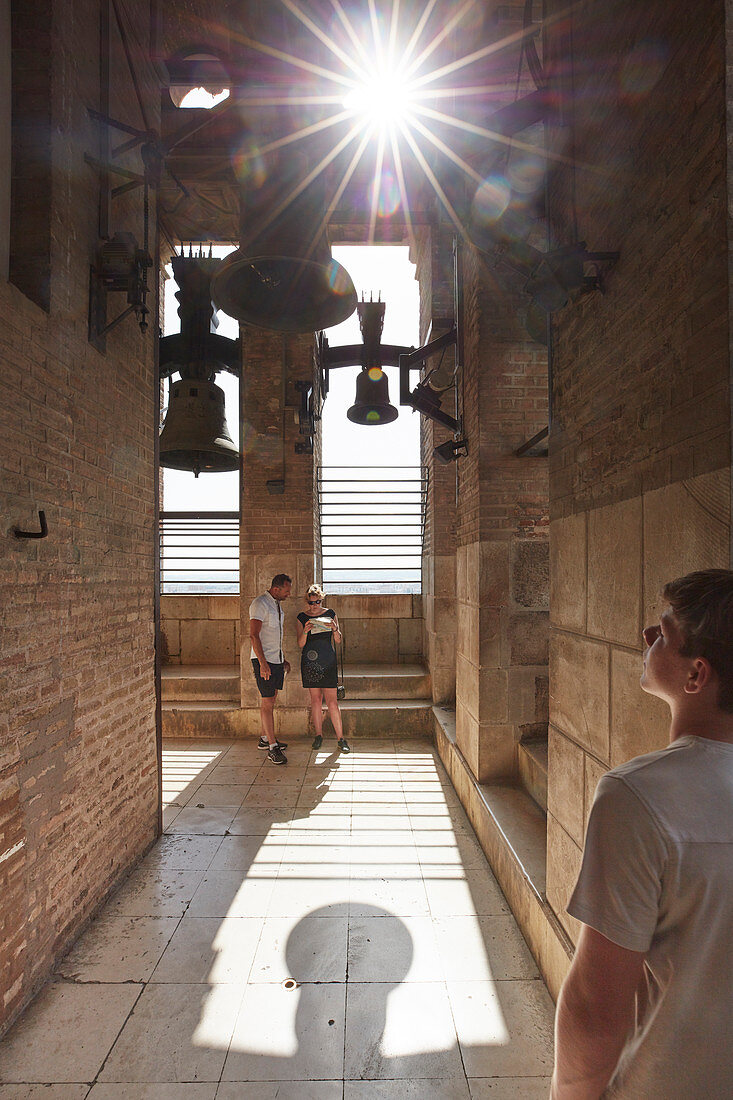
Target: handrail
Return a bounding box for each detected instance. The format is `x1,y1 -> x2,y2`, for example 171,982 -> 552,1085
160,511 -> 240,594
317,466 -> 427,594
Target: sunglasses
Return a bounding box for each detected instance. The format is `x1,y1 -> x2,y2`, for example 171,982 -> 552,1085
307,600 -> 321,605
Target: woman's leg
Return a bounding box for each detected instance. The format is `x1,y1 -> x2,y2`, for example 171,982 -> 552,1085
323,687 -> 344,739
309,688 -> 324,737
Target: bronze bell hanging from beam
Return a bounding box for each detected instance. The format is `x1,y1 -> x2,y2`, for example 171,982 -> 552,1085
159,250 -> 241,476
210,153 -> 357,333
347,367 -> 399,425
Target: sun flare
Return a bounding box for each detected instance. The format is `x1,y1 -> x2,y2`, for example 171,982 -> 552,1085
343,67 -> 417,131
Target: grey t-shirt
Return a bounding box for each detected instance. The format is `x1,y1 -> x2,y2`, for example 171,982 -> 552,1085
568,735 -> 733,1098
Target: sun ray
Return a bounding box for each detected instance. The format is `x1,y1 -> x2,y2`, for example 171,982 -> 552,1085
409,23 -> 540,90
401,0 -> 442,72
403,0 -> 477,81
277,0 -> 371,83
228,30 -> 355,89
368,0 -> 387,73
368,126 -> 388,244
250,109 -> 356,160
237,120 -> 367,250
396,117 -> 470,243
412,103 -> 601,174
328,0 -> 374,72
388,125 -> 417,258
406,115 -> 485,186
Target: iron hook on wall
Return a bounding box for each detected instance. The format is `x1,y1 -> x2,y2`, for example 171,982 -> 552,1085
13,510 -> 48,539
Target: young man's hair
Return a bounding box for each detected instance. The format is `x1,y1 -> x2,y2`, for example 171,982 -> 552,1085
271,573 -> 292,588
663,569 -> 733,712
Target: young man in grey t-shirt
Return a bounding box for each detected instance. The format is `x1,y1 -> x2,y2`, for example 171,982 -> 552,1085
552,569 -> 733,1099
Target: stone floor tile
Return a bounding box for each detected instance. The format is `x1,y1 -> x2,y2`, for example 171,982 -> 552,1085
209,833 -> 287,872
344,981 -> 463,1080
351,814 -> 413,832
0,1087 -> 89,1098
447,979 -> 555,1079
162,804 -> 182,830
280,839 -> 352,867
256,765 -> 308,785
141,833 -> 223,872
249,914 -> 348,983
88,1086 -> 217,1099
151,916 -> 264,984
105,867 -> 206,918
222,982 -> 346,1082
56,915 -> 179,983
187,869 -> 278,918
206,765 -> 266,785
348,867 -> 430,917
423,867 -> 510,917
168,805 -> 242,835
267,868 -> 352,917
413,830 -> 488,868
345,1082 -> 471,1099
0,982 -> 141,1083
216,1084 -> 342,1099
433,916 -> 539,982
100,983 -> 244,1083
347,914 -> 443,983
241,786 -> 301,809
467,1078 -> 552,1098
184,783 -> 249,808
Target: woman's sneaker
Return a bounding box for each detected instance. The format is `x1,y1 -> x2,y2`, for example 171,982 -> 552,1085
312,734 -> 323,750
337,738 -> 350,753
268,744 -> 288,765
258,737 -> 287,750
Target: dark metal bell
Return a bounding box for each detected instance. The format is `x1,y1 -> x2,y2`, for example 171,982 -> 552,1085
211,155 -> 357,333
347,367 -> 399,425
159,378 -> 239,477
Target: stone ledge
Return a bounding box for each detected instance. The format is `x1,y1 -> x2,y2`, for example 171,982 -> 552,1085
432,706 -> 572,1001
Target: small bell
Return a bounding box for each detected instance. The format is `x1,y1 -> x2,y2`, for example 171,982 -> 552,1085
347,367 -> 399,425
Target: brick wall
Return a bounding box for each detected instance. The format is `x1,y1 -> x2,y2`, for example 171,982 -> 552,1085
0,0 -> 160,1032
543,0 -> 732,942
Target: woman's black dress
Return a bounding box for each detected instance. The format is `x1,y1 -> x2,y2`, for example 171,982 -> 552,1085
297,609 -> 338,688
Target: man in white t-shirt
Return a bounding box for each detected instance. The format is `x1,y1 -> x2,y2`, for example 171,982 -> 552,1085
552,569 -> 733,1099
249,573 -> 292,765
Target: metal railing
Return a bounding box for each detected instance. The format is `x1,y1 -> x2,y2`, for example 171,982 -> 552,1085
317,466 -> 427,593
160,511 -> 239,594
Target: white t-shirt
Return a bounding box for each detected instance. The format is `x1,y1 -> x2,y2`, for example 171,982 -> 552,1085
249,592 -> 284,663
568,735 -> 733,1098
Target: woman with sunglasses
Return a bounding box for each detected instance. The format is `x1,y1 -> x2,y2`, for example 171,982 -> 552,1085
296,583 -> 349,752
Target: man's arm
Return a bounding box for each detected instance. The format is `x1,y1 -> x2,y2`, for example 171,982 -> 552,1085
249,618 -> 270,679
551,924 -> 646,1100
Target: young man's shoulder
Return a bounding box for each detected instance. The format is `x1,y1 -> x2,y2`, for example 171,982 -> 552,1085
249,592 -> 272,617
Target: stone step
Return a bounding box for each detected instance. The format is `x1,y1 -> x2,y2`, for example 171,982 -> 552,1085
162,665 -> 239,702
337,699 -> 433,737
518,737 -> 549,813
343,663 -> 431,700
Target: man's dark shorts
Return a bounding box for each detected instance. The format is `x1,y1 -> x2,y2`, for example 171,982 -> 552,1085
251,659 -> 285,698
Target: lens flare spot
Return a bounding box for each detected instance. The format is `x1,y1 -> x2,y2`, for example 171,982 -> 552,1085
372,171 -> 400,217
619,39 -> 669,99
507,156 -> 544,195
473,175 -> 511,225
366,409 -> 381,422
367,367 -> 384,382
232,138 -> 266,189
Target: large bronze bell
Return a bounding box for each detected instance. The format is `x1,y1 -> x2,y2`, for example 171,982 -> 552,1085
159,251 -> 241,476
347,367 -> 399,425
159,378 -> 239,477
211,156 -> 357,333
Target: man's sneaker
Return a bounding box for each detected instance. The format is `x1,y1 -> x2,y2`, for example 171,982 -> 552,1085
312,734 -> 323,750
268,744 -> 288,765
337,738 -> 351,754
258,737 -> 288,750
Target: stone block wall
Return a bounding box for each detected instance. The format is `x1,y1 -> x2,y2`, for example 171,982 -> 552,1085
1,0 -> 160,1033
543,0 -> 732,942
161,596 -> 239,665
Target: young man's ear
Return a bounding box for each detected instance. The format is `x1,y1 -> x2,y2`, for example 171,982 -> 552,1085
684,657 -> 714,695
